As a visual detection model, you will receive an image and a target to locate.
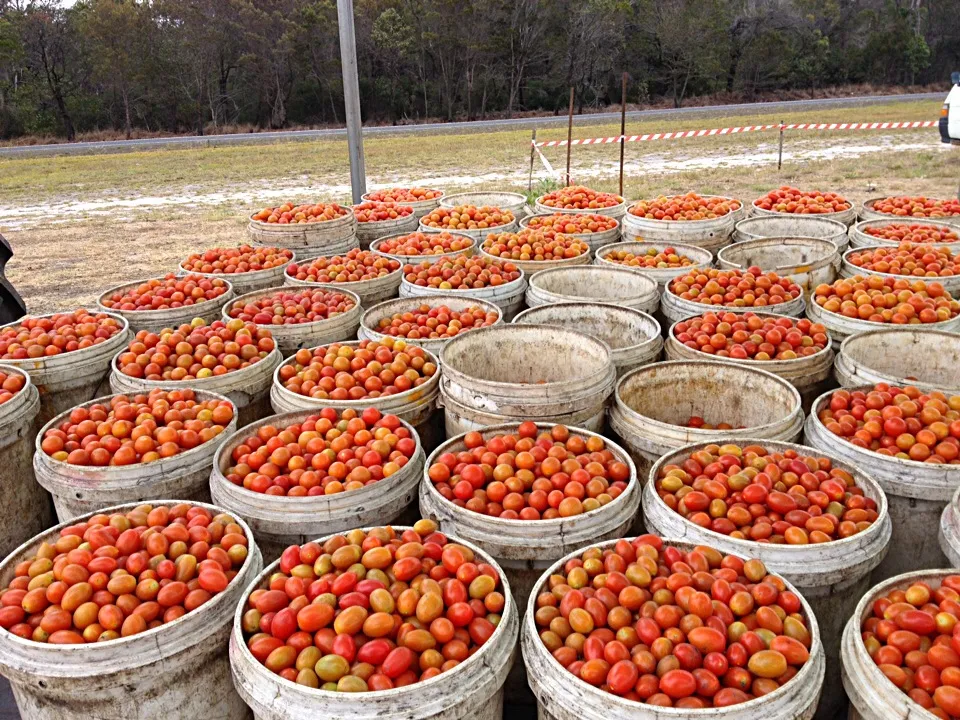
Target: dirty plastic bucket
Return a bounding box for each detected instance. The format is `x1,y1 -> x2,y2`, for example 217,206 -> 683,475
210,410 -> 425,561
524,266 -> 659,315
0,499 -> 262,720
513,302 -> 662,378
0,311 -> 131,426
176,251 -> 296,295
717,237 -> 840,297
849,218 -> 960,252
358,296 -> 504,355
664,312 -> 835,408
940,485 -> 960,567
33,390 -> 238,521
609,360 -> 804,476
805,387 -> 960,582
660,282 -> 806,327
420,422 -> 640,609
370,232 -> 476,264
734,216 -> 849,252
109,347 -> 282,427
0,366 -> 48,560
594,241 -> 714,289
438,325 -> 616,438
247,210 -> 358,252
522,536 -> 826,720
841,569 -> 958,720
750,201 -> 857,227
222,287 -> 363,357
268,341 -> 441,430
834,328 -> 960,394
840,245 -> 960,296
361,190 -> 444,219
859,197 -> 960,226
519,214 -> 621,254
805,287 -> 960,342
399,272 -> 527,321
354,213 -> 419,250
645,439 -> 891,719
98,277 -> 236,334
229,526 -> 518,720
622,197 -> 740,253
534,197 -> 628,219
283,256 -> 403,307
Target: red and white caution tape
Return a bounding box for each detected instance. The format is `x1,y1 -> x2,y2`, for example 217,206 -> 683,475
534,120 -> 937,147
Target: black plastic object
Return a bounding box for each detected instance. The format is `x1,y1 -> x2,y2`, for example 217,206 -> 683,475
0,234 -> 27,325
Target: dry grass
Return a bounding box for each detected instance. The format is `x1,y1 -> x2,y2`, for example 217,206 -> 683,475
0,96 -> 957,313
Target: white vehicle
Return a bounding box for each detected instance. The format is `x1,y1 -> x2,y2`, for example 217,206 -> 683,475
942,72 -> 960,144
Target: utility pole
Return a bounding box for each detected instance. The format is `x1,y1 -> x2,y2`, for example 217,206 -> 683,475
338,0 -> 366,203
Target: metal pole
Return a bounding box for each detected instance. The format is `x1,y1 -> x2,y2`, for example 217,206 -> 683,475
619,73 -> 627,196
566,87 -> 574,186
338,0 -> 366,203
777,120 -> 784,171
528,129 -> 537,193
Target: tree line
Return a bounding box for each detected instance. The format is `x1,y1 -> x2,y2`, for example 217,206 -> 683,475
0,0 -> 957,142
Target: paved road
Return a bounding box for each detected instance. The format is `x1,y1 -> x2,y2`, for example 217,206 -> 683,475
0,92 -> 943,159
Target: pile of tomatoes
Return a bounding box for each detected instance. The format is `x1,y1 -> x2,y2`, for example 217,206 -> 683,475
629,193 -> 741,221
421,206 -> 514,231
101,274 -> 229,312
525,214 -> 618,238
0,310 -> 124,360
534,535 -> 812,707
669,268 -> 803,308
225,289 -> 356,326
538,186 -> 623,210
375,232 -> 472,257
427,422 -> 631,520
812,276 -> 959,325
180,246 -> 293,275
285,250 -> 400,285
402,256 -> 521,290
846,244 -> 960,278
868,196 -> 960,219
252,203 -> 349,225
753,187 -> 850,214
481,231 -> 588,262
372,304 -> 499,340
0,503 -> 249,643
673,312 -> 829,361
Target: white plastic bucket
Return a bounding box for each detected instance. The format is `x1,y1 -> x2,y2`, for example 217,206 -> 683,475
859,197 -> 960,226
222,287 -> 363,357
645,439 -> 891,718
109,348 -> 282,427
594,241 -> 714,289
849,218 -> 960,252
660,283 -> 805,327
833,328 -> 960,393
98,277 -> 236,334
0,499 -> 262,720
0,366 -> 48,560
939,485 -> 960,568
805,290 -> 960,342
419,422 -> 640,609
210,410 -> 425,561
664,313 -> 834,408
361,190 -> 444,219
176,253 -> 296,295
840,245 -> 960,296
399,273 -> 527,321
513,302 -> 662,378
438,325 -> 616,438
609,360 -> 804,476
524,266 -> 659,315
268,341 -> 441,429
622,197 -> 739,253
522,537 -> 826,720
229,527 -> 518,720
717,237 -> 840,297
247,210 -> 358,251
354,213 -> 419,250
519,214 -> 621,254
370,232 -> 476,264
283,257 -> 402,307
533,198 -> 628,219
0,311 -> 131,426
841,569 -> 958,720
750,201 -> 858,227
33,390 -> 238,521
734,216 -> 849,252
358,296 -> 504,355
804,387 -> 960,582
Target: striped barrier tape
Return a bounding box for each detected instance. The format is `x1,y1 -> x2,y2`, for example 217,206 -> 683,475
534,120 -> 938,147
